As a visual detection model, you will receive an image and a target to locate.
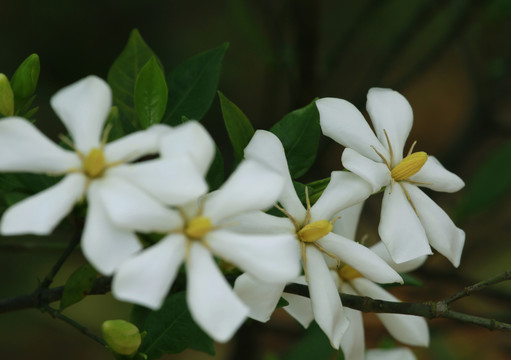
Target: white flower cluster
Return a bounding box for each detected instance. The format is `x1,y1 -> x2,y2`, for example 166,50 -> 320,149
0,76 -> 465,359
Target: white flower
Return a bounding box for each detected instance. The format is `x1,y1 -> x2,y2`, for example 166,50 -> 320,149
112,132 -> 300,343
279,204 -> 429,360
316,88 -> 465,266
0,76 -> 207,274
233,130 -> 402,349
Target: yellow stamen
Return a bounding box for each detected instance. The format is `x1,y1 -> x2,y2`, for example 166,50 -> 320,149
297,220 -> 333,243
339,265 -> 363,280
84,148 -> 106,178
391,151 -> 428,181
185,216 -> 213,239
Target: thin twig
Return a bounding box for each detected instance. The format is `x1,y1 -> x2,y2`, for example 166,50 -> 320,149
444,270 -> 511,304
41,303 -> 106,347
0,240 -> 69,252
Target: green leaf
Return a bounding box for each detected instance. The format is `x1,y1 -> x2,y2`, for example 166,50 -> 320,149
282,322 -> 335,360
270,101 -> 320,179
206,146 -> 224,191
10,53 -> 40,102
134,57 -> 168,128
455,140 -> 511,221
105,106 -> 124,141
60,264 -> 97,310
107,29 -> 162,132
0,74 -> 14,116
162,43 -> 229,125
218,91 -> 255,163
138,292 -> 215,358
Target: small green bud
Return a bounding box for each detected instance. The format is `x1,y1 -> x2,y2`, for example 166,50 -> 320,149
102,319 -> 142,356
10,54 -> 40,101
0,73 -> 14,116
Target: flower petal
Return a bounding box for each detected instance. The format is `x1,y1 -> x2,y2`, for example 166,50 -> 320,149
207,229 -> 300,283
50,76 -> 111,153
228,210 -> 296,235
104,130 -> 159,163
341,148 -> 391,193
1,173 -> 86,235
366,348 -> 418,360
332,202 -> 364,240
97,176 -> 183,233
379,185 -> 432,263
403,183 -> 465,267
339,288 -> 365,360
203,159 -> 284,223
107,158 -> 207,206
409,156 -> 465,193
0,118 -> 80,172
282,293 -> 314,328
112,234 -> 186,309
366,88 -> 413,164
244,130 -> 306,222
351,277 -> 429,347
318,233 -> 402,284
159,121 -> 215,176
370,241 -> 427,273
311,171 -> 373,222
316,97 -> 389,162
234,273 -> 286,322
82,183 -> 142,275
187,242 -> 249,343
306,245 -> 348,349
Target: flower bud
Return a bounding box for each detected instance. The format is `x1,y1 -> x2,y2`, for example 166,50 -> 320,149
102,319 -> 142,356
10,54 -> 40,101
0,73 -> 14,116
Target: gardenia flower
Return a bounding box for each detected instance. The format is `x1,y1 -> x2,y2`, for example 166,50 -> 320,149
233,130 -> 403,348
316,88 -> 465,266
0,76 -> 207,274
112,129 -> 301,343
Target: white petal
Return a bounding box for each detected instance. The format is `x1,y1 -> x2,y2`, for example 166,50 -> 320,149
50,76 -> 111,153
282,293 -> 314,328
1,173 -> 86,235
318,233 -> 402,284
104,130 -> 159,163
403,183 -> 465,267
351,278 -> 429,347
234,273 -> 286,322
341,148 -> 391,193
306,245 -> 348,349
0,118 -> 80,172
244,130 -> 307,222
379,185 -> 432,263
107,158 -> 207,206
207,229 -> 300,283
81,183 -> 142,275
203,160 -> 284,223
311,171 -> 373,222
112,234 -> 186,309
369,242 -> 427,273
366,88 -> 413,164
340,304 -> 365,360
409,156 -> 465,193
316,97 -> 389,162
228,211 -> 296,235
159,121 -> 215,176
97,176 -> 182,233
366,348 -> 417,360
186,242 -> 249,343
332,202 -> 364,240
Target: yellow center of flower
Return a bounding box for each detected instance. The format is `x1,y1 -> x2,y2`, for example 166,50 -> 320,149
185,216 -> 213,239
83,148 -> 107,178
297,219 -> 333,243
390,151 -> 428,181
338,265 -> 363,281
